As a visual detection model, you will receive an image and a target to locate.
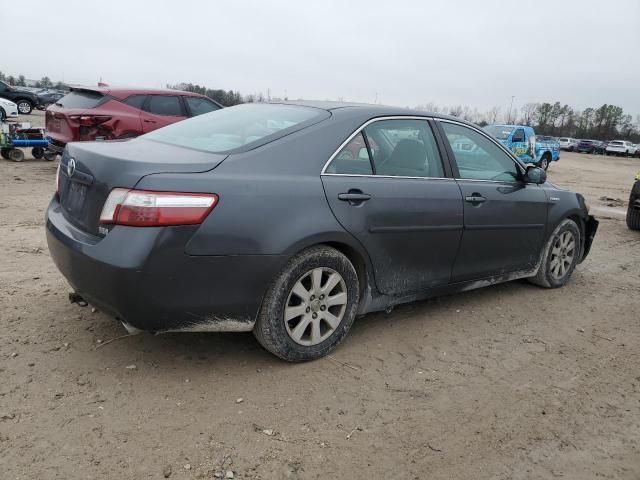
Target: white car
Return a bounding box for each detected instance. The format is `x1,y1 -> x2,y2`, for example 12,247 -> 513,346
558,137 -> 579,151
0,97 -> 19,120
606,140 -> 635,156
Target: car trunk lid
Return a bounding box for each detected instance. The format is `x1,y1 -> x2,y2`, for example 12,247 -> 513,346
58,138 -> 227,235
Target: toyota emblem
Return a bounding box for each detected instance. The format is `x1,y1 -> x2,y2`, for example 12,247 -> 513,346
67,158 -> 76,177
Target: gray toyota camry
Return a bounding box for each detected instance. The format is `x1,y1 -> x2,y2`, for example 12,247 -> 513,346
46,102 -> 598,361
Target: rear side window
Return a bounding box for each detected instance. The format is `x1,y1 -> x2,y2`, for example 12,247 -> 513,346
143,103 -> 327,153
184,96 -> 220,116
146,95 -> 183,116
364,119 -> 444,178
57,90 -> 106,109
123,94 -> 147,109
325,133 -> 373,175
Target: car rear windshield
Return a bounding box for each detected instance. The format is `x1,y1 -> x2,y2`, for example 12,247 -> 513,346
610,141 -> 623,145
142,103 -> 328,153
484,125 -> 513,140
57,90 -> 106,109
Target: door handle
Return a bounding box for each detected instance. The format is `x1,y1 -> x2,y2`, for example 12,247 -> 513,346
338,190 -> 371,205
143,119 -> 157,123
465,194 -> 486,204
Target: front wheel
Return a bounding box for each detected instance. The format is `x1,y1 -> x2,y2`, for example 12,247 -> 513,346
16,100 -> 33,115
253,246 -> 360,362
1,148 -> 10,160
0,107 -> 6,121
627,202 -> 640,231
529,219 -> 581,288
32,147 -> 44,159
43,150 -> 57,161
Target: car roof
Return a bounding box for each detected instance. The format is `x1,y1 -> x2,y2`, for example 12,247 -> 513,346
67,85 -> 207,100
274,100 -> 471,124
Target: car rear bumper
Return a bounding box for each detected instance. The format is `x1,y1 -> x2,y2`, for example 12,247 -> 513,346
46,197 -> 285,332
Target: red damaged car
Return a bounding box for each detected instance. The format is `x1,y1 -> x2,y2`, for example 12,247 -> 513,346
45,86 -> 222,157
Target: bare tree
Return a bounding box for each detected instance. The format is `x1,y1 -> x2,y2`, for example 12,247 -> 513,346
486,106 -> 501,124
520,103 -> 539,126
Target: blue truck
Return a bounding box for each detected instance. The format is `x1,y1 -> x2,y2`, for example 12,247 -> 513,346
484,124 -> 560,170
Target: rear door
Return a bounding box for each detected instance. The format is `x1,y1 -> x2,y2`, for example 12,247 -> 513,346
139,95 -> 187,132
321,117 -> 463,295
437,120 -> 548,282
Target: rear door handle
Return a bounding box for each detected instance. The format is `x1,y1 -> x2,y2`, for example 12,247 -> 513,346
465,194 -> 486,203
338,190 -> 371,205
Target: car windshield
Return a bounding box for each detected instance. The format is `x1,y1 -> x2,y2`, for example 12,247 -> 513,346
143,103 -> 327,153
484,125 -> 513,140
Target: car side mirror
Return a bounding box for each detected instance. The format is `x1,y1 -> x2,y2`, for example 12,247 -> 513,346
524,166 -> 546,184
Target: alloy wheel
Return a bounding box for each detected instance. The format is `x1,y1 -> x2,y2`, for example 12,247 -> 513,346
549,230 -> 576,281
17,101 -> 31,114
284,267 -> 348,346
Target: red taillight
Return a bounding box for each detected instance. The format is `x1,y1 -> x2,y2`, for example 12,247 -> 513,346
99,189 -> 218,227
69,115 -> 112,126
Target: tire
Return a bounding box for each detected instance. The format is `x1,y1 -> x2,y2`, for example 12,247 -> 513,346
16,99 -> 33,115
43,150 -> 57,161
253,245 -> 360,362
1,148 -> 10,160
539,154 -> 550,171
627,201 -> 640,231
529,219 -> 581,288
0,107 -> 5,121
9,149 -> 25,162
32,147 -> 44,159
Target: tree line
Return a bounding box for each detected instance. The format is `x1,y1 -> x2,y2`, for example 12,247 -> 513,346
2,71 -> 638,141
416,101 -> 640,142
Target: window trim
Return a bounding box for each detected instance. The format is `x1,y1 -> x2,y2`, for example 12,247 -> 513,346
321,116 -> 450,180
435,118 -> 527,183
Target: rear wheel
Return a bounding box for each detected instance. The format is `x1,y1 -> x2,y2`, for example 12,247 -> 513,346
539,154 -> 550,171
32,147 -> 44,159
529,219 -> 581,288
43,150 -> 57,161
253,246 -> 360,362
9,149 -> 25,162
16,100 -> 32,115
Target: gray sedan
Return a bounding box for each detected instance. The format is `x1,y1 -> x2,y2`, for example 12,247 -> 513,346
46,102 -> 598,361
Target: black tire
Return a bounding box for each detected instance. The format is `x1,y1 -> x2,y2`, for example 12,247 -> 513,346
43,150 -> 57,161
8,149 -> 25,162
1,148 -> 10,160
32,147 -> 45,159
539,154 -> 550,171
627,203 -> 640,231
0,107 -> 6,121
16,99 -> 33,115
529,219 -> 581,288
253,245 -> 360,362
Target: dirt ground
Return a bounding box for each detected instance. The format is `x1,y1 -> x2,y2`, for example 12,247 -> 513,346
1,111 -> 639,479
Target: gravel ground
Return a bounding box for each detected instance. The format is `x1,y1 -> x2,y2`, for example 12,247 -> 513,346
1,112 -> 639,479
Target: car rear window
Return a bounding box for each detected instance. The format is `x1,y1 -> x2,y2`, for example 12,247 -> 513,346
610,141 -> 623,145
142,103 -> 328,153
484,125 -> 513,140
57,90 -> 106,109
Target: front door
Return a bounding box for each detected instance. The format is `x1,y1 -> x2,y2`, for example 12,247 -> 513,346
438,120 -> 548,282
321,118 -> 463,295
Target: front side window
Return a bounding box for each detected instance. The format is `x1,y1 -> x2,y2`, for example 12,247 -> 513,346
441,122 -> 520,182
184,96 -> 220,116
325,133 -> 373,175
512,129 -> 525,142
143,103 -> 327,153
146,95 -> 183,116
364,119 -> 444,178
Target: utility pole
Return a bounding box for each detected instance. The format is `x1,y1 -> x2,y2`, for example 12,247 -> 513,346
508,96 -> 515,123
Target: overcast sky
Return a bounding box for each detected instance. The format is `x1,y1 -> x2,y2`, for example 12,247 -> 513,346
3,0 -> 639,116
